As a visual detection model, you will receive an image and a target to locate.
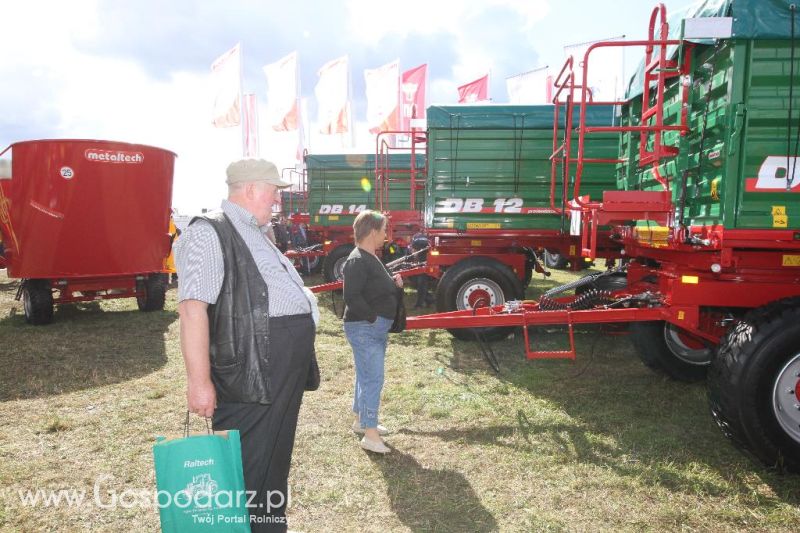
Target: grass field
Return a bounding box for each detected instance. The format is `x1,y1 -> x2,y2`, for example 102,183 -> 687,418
1,267 -> 800,532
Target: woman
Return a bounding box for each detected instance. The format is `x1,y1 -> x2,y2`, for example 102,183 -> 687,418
342,210 -> 403,454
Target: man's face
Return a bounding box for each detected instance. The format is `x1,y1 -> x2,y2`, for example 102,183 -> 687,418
249,182 -> 278,225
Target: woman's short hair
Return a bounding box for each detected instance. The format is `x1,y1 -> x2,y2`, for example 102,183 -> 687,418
353,210 -> 387,242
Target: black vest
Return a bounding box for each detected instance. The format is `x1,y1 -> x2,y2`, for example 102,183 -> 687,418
191,212 -> 272,405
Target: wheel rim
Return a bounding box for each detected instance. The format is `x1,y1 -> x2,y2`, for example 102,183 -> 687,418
307,255 -> 320,270
663,324 -> 712,366
22,288 -> 32,317
333,256 -> 348,281
455,278 -> 505,310
772,353 -> 800,444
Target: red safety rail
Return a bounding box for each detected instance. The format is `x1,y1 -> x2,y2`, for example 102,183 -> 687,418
374,129 -> 427,243
551,3 -> 689,259
280,165 -> 309,218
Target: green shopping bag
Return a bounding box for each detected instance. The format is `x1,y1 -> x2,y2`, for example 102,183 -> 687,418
153,413 -> 251,532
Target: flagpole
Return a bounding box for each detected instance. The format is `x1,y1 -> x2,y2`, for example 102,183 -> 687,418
239,43 -> 246,157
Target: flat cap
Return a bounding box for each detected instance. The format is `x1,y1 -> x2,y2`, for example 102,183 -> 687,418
226,158 -> 291,188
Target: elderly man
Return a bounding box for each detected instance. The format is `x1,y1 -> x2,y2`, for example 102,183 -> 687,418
175,158 -> 317,532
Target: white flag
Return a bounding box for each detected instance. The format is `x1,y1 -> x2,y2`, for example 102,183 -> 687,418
315,56 -> 349,135
211,44 -> 241,127
564,37 -> 625,102
506,67 -> 552,104
364,59 -> 399,134
264,51 -> 299,131
242,93 -> 259,157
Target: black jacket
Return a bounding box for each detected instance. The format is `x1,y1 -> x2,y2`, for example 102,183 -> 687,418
193,212 -> 272,404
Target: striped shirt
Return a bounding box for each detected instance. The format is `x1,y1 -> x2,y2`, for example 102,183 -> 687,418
175,200 -> 312,316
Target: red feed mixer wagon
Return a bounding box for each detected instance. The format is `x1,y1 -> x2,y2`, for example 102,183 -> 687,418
0,139 -> 177,324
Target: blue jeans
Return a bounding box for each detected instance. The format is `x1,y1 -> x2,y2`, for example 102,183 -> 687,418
344,316 -> 392,429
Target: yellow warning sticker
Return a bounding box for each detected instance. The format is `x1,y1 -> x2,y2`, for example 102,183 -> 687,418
782,255 -> 800,266
681,275 -> 699,284
569,245 -> 576,255
772,205 -> 786,215
467,223 -> 501,229
328,215 -> 339,221
773,215 -> 788,228
470,240 -> 482,246
677,311 -> 685,320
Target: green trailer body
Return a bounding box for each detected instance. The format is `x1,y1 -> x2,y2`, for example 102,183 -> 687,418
618,0 -> 800,235
425,104 -> 620,232
306,153 -> 424,228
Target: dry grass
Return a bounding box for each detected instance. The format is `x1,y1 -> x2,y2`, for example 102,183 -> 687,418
1,267 -> 799,532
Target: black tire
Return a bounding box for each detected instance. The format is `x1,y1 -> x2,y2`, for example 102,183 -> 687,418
708,298 -> 800,472
137,273 -> 167,311
322,244 -> 354,282
629,321 -> 712,382
544,250 -> 569,269
22,279 -> 54,325
435,257 -> 524,342
575,272 -> 628,295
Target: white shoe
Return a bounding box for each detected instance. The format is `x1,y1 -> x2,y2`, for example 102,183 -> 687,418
352,421 -> 389,436
360,436 -> 391,454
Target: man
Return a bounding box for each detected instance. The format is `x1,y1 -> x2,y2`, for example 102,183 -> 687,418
409,231 -> 435,308
273,215 -> 290,253
175,158 -> 318,532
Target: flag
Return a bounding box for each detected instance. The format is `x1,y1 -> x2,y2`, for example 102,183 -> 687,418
263,51 -> 299,131
400,64 -> 427,130
563,36 -> 625,102
457,74 -> 489,103
296,98 -> 308,162
315,56 -> 349,135
242,93 -> 259,157
364,59 -> 399,134
506,67 -> 552,104
211,44 -> 241,127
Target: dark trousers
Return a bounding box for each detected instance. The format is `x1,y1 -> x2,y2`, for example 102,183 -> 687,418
212,314 -> 315,533
413,274 -> 435,307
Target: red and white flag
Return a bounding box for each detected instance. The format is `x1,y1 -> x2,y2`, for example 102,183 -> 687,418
296,98 -> 308,162
364,59 -> 399,134
506,67 -> 552,104
242,93 -> 259,157
400,63 -> 427,130
263,51 -> 299,131
315,55 -> 349,135
211,44 -> 241,127
457,74 -> 489,104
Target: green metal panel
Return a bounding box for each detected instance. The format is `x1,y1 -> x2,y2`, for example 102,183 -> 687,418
306,154 -> 424,227
619,33 -> 800,231
426,105 -> 619,231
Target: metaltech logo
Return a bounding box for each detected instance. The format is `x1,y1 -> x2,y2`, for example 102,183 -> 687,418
84,149 -> 144,164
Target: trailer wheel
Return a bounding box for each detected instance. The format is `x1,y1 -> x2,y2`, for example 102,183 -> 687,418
22,279 -> 54,325
708,298 -> 800,472
436,257 -> 523,342
629,321 -> 711,381
544,250 -> 569,269
137,273 -> 168,312
322,244 -> 354,282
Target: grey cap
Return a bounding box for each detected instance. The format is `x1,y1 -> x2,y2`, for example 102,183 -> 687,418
226,158 -> 291,188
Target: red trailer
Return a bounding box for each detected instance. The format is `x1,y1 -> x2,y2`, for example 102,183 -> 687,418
406,2 -> 800,471
0,139 -> 176,324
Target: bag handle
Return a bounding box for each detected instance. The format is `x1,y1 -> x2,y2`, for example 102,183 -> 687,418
184,410 -> 212,438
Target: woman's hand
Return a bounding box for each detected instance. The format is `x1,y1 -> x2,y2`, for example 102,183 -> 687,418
393,273 -> 403,288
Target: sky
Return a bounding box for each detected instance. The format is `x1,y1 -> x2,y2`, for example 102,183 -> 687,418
0,0 -> 689,213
